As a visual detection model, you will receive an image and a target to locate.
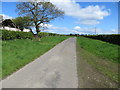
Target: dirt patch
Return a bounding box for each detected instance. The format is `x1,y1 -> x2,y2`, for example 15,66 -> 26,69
76,43 -> 119,88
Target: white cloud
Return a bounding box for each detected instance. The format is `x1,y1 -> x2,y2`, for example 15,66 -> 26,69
40,23 -> 53,28
50,0 -> 110,25
107,29 -> 118,34
40,23 -> 63,30
73,26 -> 103,34
74,26 -> 81,30
41,24 -> 70,34
111,29 -> 117,33
76,19 -> 100,25
0,14 -> 13,20
41,24 -> 117,35
38,23 -> 118,35
71,30 -> 85,34
44,24 -> 100,34
73,26 -> 118,34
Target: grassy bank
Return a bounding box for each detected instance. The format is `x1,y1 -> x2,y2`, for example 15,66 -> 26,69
77,37 -> 119,88
0,40 -> 2,79
2,36 -> 69,78
77,37 -> 119,63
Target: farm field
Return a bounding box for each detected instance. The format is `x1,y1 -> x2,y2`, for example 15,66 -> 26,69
2,36 -> 69,78
77,37 -> 119,88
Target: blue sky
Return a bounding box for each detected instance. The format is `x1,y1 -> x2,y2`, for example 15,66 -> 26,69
1,1 -> 118,34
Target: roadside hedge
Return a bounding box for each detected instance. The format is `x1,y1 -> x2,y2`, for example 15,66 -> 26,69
38,32 -> 49,38
83,34 -> 120,46
1,29 -> 65,40
38,32 -> 64,37
2,29 -> 34,40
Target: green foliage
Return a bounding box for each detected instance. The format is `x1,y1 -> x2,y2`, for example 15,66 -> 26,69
38,32 -> 64,37
12,16 -> 33,31
2,36 -> 68,78
16,2 -> 64,34
77,42 -> 119,85
77,37 -> 119,63
38,32 -> 49,38
1,30 -> 66,40
49,33 -> 59,36
77,37 -> 119,84
2,29 -> 34,40
83,34 -> 120,46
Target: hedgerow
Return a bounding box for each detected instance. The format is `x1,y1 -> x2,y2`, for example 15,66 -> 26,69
1,29 -> 65,40
83,34 -> 120,46
38,32 -> 49,38
2,29 -> 34,40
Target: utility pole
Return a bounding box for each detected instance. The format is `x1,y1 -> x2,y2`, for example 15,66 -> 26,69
95,27 -> 97,35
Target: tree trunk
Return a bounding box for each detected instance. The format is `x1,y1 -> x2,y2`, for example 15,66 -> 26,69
20,28 -> 24,32
36,25 -> 40,34
34,24 -> 40,39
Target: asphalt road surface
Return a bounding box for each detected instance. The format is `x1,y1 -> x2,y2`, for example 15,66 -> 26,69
2,37 -> 78,88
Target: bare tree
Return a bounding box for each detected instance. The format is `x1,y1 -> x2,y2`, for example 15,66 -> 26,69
16,1 -> 64,34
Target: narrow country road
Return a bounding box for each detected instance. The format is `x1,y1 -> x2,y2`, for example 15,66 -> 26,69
2,37 -> 78,88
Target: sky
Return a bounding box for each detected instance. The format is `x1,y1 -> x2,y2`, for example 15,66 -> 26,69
1,0 -> 119,35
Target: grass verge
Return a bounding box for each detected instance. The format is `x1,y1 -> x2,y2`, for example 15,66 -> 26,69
2,36 -> 69,78
77,37 -> 119,63
77,36 -> 119,88
0,29 -> 1,79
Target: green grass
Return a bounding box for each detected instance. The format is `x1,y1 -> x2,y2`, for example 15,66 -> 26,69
77,36 -> 119,63
2,36 -> 69,78
0,40 -> 2,79
77,37 -> 119,84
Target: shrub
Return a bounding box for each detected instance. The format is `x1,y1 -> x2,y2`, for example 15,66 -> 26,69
1,29 -> 66,40
38,32 -> 49,38
83,34 -> 120,46
38,32 -> 61,37
2,29 -> 34,40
